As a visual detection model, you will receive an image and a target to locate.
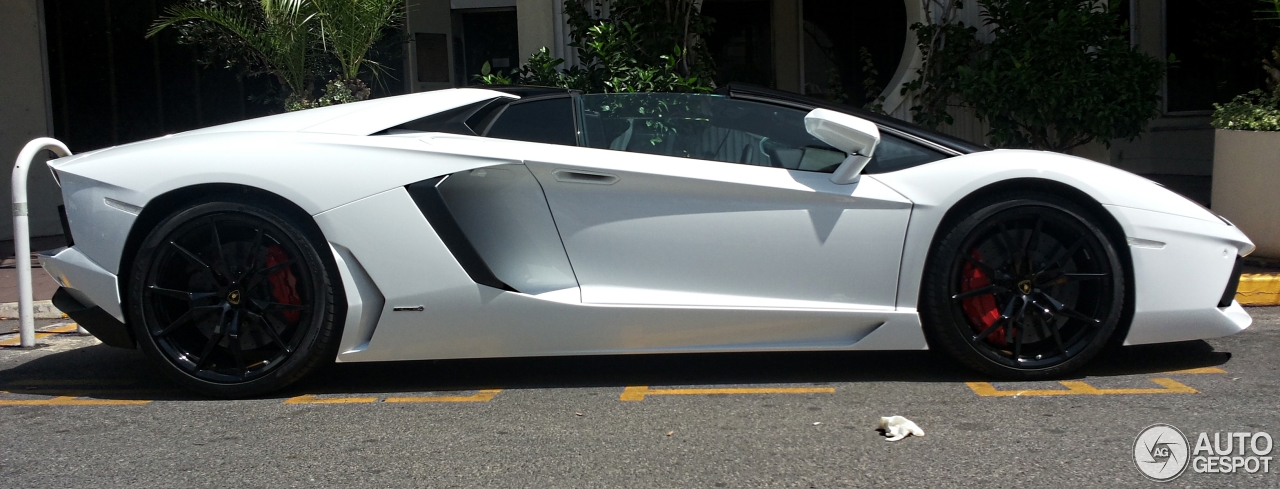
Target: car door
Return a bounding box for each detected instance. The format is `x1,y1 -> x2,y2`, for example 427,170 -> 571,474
520,93 -> 917,310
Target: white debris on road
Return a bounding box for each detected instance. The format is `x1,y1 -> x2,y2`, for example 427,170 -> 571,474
877,416 -> 924,442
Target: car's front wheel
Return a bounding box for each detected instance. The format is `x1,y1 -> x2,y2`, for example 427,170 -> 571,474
921,192 -> 1125,379
127,200 -> 339,398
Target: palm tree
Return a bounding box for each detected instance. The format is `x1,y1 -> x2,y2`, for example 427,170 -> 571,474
309,0 -> 404,98
148,0 -> 316,103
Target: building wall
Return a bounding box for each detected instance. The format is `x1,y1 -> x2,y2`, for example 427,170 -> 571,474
517,0 -> 556,62
406,0 -> 457,91
0,0 -> 62,240
1108,0 -> 1215,176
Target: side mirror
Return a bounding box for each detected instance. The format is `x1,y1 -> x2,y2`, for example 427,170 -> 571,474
804,108 -> 881,185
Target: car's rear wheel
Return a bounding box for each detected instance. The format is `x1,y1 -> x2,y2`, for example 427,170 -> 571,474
921,193 -> 1125,379
127,201 -> 338,398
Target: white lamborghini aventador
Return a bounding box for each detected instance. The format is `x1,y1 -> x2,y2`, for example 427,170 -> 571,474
37,85 -> 1254,397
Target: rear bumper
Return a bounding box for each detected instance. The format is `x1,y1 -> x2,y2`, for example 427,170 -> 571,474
38,246 -> 134,348
51,287 -> 134,349
37,246 -> 124,322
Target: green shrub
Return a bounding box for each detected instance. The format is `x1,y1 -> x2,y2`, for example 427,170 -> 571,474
478,0 -> 714,94
902,0 -> 1164,152
1212,89 -> 1280,131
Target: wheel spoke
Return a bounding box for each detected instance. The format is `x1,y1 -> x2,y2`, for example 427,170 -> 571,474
152,305 -> 221,337
952,284 -> 1008,301
1040,292 -> 1101,325
1038,237 -> 1086,274
994,222 -> 1016,258
1011,319 -> 1023,362
970,315 -> 1008,343
238,228 -> 265,283
1005,296 -> 1029,346
1040,272 -> 1108,287
210,223 -> 232,281
192,309 -> 229,372
962,255 -> 1007,280
244,310 -> 293,354
227,310 -> 247,377
170,241 -> 218,283
250,299 -> 308,312
1023,217 -> 1042,264
1043,314 -> 1067,355
147,286 -> 219,303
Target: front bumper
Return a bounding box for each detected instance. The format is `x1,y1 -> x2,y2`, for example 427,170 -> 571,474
1104,205 -> 1254,345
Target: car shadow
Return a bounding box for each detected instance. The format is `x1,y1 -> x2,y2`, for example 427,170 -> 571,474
0,338 -> 1232,401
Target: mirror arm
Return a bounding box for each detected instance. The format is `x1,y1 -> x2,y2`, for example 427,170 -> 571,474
829,153 -> 872,185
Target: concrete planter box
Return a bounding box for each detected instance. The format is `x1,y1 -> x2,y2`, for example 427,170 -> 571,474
1212,129 -> 1280,258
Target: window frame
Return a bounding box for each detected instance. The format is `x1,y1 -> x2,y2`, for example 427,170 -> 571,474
478,93 -> 581,145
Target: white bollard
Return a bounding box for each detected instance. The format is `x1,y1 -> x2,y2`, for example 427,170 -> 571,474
12,138 -> 71,348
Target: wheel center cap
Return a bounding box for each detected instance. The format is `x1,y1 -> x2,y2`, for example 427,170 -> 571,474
1017,280 -> 1033,295
227,290 -> 242,305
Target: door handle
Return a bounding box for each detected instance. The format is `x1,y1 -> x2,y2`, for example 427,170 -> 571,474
552,169 -> 619,185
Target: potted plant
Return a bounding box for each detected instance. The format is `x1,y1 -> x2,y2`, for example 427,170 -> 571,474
1211,85 -> 1280,259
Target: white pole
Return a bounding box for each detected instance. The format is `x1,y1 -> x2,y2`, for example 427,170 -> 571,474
12,138 -> 70,348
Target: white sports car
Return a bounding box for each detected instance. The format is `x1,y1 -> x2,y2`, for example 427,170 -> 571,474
38,85 -> 1254,397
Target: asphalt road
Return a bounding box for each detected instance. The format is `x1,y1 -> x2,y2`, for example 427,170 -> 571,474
0,309 -> 1277,488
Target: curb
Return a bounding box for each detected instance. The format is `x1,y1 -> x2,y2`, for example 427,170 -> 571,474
0,301 -> 67,320
1237,273 -> 1280,307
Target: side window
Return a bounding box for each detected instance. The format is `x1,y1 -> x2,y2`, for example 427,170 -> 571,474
578,94 -> 847,172
577,93 -> 947,173
485,97 -> 577,146
863,133 -> 947,174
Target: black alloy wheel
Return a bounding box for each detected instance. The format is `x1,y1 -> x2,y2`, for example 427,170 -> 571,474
128,201 -> 338,397
921,193 -> 1125,378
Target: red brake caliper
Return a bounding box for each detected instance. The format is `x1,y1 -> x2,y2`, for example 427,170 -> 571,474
264,245 -> 302,323
960,250 -> 1005,346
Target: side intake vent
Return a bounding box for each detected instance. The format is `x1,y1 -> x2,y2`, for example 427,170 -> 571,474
405,176 -> 515,292
1218,256 -> 1244,308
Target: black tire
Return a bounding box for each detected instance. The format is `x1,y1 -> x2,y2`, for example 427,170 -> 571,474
127,200 -> 339,398
920,192 -> 1125,379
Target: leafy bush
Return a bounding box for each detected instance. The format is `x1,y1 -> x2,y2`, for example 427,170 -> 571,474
959,0 -> 1164,151
1212,89 -> 1280,131
902,0 -> 1163,152
477,0 -> 714,94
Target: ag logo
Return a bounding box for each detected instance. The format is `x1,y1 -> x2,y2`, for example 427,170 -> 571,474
1134,424 -> 1190,481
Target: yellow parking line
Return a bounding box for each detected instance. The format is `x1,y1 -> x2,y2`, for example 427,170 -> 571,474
620,385 -> 835,401
966,377 -> 1198,397
384,389 -> 501,403
1163,366 -> 1227,375
0,324 -> 81,347
0,395 -> 151,406
284,389 -> 502,404
284,394 -> 380,404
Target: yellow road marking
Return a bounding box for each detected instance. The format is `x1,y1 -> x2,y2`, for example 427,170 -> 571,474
0,395 -> 151,406
1163,366 -> 1227,375
620,385 -> 835,401
384,389 -> 501,403
966,377 -> 1198,397
284,389 -> 502,404
0,324 -> 81,347
284,394 -> 379,404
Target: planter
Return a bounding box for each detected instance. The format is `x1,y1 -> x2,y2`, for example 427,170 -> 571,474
1212,129 -> 1280,259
